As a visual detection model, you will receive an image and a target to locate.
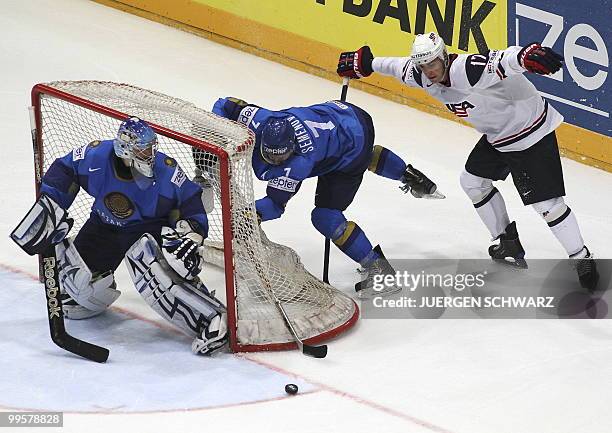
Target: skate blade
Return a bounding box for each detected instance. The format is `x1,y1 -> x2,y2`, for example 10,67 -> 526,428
493,257 -> 528,269
424,189 -> 446,200
356,285 -> 402,300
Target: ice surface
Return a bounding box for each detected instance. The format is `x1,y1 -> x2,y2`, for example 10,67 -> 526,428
1,1 -> 611,432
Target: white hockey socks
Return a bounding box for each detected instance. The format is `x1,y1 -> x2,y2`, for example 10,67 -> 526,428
532,197 -> 585,256
460,171 -> 510,239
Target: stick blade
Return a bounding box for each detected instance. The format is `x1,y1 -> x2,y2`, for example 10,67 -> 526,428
55,334 -> 110,363
303,343 -> 328,358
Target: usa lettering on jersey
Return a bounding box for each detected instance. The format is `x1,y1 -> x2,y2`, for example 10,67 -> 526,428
446,101 -> 475,118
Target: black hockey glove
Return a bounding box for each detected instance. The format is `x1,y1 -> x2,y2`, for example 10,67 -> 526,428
337,46 -> 374,79
518,43 -> 563,75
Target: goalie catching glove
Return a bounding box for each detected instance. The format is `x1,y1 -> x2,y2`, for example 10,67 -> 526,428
400,165 -> 446,199
161,219 -> 204,280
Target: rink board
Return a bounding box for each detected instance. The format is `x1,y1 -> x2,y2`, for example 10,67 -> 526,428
93,0 -> 610,171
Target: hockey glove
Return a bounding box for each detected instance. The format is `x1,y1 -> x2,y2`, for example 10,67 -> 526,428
518,43 -> 563,75
337,46 -> 374,79
212,97 -> 256,122
400,165 -> 445,199
161,220 -> 204,280
10,194 -> 74,256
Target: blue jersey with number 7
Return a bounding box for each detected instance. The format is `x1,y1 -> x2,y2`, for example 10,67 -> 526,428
212,98 -> 370,182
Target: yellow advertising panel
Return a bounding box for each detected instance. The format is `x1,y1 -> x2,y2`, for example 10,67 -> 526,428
194,0 -> 507,55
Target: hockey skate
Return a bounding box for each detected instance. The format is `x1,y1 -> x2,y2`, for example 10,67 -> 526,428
355,245 -> 401,299
192,312 -> 228,356
571,246 -> 599,292
488,222 -> 528,269
400,164 -> 445,199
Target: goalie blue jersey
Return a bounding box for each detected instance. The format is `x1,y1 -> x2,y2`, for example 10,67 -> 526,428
40,140 -> 208,236
212,98 -> 371,182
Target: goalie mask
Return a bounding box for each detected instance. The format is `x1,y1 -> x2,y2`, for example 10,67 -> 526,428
114,116 -> 158,187
260,118 -> 296,165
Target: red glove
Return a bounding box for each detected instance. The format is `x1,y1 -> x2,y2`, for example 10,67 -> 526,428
518,43 -> 563,75
337,46 -> 374,79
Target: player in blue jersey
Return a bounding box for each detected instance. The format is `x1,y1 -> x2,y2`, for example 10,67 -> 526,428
11,117 -> 226,355
209,97 -> 444,298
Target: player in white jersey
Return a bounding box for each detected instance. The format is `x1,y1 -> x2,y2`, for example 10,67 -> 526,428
337,32 -> 598,291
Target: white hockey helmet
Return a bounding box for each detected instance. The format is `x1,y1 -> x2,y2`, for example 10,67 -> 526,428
410,32 -> 449,69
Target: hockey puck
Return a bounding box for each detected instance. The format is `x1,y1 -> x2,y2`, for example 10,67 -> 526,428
285,384 -> 298,395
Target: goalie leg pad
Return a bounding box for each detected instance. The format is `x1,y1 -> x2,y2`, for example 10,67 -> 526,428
10,195 -> 73,256
125,234 -> 226,341
56,239 -> 120,316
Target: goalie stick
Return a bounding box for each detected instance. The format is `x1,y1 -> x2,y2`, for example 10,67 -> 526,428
41,245 -> 109,362
28,106 -> 108,363
322,77 -> 350,284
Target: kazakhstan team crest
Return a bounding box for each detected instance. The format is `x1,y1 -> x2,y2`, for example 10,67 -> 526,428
104,192 -> 134,219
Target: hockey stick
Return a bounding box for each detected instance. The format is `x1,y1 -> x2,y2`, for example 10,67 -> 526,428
322,76 -> 350,284
41,245 -> 109,362
27,107 -> 108,363
240,229 -> 327,358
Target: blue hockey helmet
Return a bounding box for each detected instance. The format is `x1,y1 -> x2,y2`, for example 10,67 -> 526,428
114,116 -> 158,178
260,118 -> 296,165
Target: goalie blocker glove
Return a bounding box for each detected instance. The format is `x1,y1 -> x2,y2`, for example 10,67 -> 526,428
337,46 -> 374,79
10,194 -> 73,256
518,43 -> 563,75
161,220 -> 205,280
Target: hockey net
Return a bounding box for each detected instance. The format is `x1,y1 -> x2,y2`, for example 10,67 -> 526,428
31,81 -> 358,352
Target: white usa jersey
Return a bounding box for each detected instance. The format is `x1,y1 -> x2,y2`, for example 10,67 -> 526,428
372,46 -> 563,152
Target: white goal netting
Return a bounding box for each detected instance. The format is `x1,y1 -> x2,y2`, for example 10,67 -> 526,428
33,81 -> 358,351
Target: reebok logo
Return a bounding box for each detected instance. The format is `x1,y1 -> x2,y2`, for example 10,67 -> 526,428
43,257 -> 61,319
